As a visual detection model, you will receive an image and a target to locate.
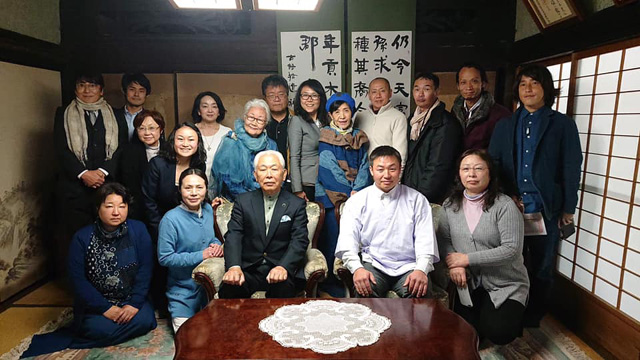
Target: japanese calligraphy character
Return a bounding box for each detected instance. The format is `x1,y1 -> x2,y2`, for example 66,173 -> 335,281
393,82 -> 409,97
323,33 -> 339,54
391,58 -> 410,75
287,72 -> 297,82
286,54 -> 296,62
373,56 -> 391,74
353,36 -> 370,52
354,58 -> 369,75
322,58 -> 339,76
299,35 -> 319,70
289,83 -> 297,93
391,34 -> 409,50
324,82 -> 339,96
353,81 -> 369,97
394,102 -> 408,114
373,35 -> 387,52
287,63 -> 296,70
355,101 -> 366,113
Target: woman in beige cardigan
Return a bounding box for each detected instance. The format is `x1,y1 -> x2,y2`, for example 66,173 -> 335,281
438,149 -> 529,345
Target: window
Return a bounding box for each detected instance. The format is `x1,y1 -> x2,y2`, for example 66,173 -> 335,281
544,38 -> 640,324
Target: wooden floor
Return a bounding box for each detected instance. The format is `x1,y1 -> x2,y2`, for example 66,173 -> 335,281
0,282 -> 604,358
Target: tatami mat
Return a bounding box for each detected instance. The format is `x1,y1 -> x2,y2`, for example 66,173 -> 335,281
0,307 -> 69,354
14,281 -> 72,306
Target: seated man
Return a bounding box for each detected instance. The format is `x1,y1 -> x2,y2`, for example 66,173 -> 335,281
219,150 -> 309,298
335,146 -> 439,298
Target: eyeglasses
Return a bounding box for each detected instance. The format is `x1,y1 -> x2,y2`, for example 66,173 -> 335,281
137,126 -> 160,132
266,93 -> 287,100
246,115 -> 266,125
301,93 -> 320,101
460,166 -> 487,173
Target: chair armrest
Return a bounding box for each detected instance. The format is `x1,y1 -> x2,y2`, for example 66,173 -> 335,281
333,258 -> 356,298
192,257 -> 225,301
304,248 -> 328,280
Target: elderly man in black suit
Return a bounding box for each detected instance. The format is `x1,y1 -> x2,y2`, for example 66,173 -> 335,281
219,150 -> 309,298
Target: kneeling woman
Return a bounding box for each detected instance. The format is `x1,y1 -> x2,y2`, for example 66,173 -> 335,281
23,183 -> 156,357
157,168 -> 222,333
438,149 -> 529,345
316,92 -> 371,296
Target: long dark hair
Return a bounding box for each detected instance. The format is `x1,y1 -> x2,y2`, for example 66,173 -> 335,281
294,79 -> 329,126
161,122 -> 206,168
178,167 -> 211,205
445,149 -> 501,212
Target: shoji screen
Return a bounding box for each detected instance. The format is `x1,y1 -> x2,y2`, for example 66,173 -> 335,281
551,39 -> 640,324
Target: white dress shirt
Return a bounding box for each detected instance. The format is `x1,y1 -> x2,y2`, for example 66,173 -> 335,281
335,183 -> 439,277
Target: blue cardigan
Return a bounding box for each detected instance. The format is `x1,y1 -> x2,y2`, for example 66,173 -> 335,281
488,106 -> 582,219
158,203 -> 221,318
68,220 -> 153,316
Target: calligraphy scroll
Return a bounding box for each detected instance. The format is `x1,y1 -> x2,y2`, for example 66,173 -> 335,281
280,30 -> 343,107
351,31 -> 412,117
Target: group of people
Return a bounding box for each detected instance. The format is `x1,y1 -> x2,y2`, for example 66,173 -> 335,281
25,60 -> 581,356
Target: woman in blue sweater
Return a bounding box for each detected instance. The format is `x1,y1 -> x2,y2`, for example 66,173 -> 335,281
316,92 -> 371,296
22,183 -> 156,357
157,168 -> 222,333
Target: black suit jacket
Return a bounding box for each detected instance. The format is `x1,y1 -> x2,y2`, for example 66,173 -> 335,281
224,189 -> 309,277
113,106 -> 134,143
54,106 -> 128,194
119,138 -> 153,222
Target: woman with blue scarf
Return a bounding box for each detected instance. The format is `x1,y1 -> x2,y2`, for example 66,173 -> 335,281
316,92 -> 372,296
212,99 -> 277,201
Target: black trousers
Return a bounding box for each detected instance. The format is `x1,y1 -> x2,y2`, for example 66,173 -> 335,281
454,287 -> 525,345
218,263 -> 296,299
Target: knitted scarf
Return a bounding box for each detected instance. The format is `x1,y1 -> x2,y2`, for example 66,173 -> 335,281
451,91 -> 496,129
63,97 -> 119,165
409,99 -> 440,141
319,126 -> 369,150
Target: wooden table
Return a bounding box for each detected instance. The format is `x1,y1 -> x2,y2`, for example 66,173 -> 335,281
175,298 -> 479,359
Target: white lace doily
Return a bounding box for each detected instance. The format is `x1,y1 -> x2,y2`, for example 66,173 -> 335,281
258,300 -> 391,354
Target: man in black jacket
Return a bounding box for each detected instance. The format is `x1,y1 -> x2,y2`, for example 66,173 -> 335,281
402,72 -> 463,204
114,73 -> 151,142
54,71 -> 128,274
219,150 -> 309,298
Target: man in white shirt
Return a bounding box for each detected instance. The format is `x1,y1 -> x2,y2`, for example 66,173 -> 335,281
356,77 -> 408,170
335,146 -> 439,297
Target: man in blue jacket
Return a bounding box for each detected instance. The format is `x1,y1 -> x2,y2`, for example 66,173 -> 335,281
489,64 -> 582,327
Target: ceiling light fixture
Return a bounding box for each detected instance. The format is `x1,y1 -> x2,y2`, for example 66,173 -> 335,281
169,0 -> 242,10
252,0 -> 322,11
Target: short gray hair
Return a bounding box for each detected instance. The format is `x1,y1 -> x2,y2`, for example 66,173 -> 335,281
243,98 -> 271,125
254,150 -> 285,170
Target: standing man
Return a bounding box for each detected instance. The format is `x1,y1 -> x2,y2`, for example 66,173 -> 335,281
262,75 -> 292,170
219,150 -> 309,298
335,146 -> 439,298
451,63 -> 511,151
403,72 -> 462,204
54,71 -> 128,275
356,77 -> 408,170
489,64 -> 581,327
115,73 -> 151,142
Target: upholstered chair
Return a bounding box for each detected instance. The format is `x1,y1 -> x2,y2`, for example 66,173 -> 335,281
333,203 -> 456,308
192,201 -> 328,300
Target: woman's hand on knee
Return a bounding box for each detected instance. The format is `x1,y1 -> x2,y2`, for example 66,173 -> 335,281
115,305 -> 139,324
103,305 -> 123,322
449,267 -> 467,288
